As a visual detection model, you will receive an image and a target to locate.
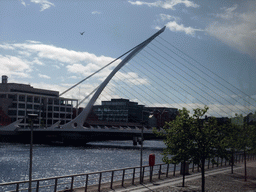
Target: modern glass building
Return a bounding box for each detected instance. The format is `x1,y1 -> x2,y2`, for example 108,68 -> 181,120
93,98 -> 146,124
92,98 -> 178,127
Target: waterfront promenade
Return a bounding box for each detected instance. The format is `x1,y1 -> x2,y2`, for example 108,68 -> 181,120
72,161 -> 256,192
118,161 -> 256,192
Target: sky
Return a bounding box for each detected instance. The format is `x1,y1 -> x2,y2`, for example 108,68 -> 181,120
0,0 -> 256,117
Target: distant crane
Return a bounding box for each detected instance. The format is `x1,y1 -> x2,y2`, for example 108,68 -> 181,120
80,32 -> 85,35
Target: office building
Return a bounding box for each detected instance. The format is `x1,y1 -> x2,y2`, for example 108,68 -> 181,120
0,75 -> 78,128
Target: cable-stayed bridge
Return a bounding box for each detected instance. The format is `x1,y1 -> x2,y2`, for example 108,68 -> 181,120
1,26 -> 256,145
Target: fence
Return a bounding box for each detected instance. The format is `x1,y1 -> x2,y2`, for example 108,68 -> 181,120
1,153 -> 255,192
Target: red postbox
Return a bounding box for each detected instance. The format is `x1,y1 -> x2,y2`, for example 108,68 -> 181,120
149,154 -> 155,167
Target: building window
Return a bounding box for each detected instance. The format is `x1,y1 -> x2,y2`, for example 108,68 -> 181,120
34,105 -> 40,110
60,107 -> 65,112
19,95 -> 25,102
54,107 -> 59,111
48,99 -> 53,104
18,110 -> 25,116
18,103 -> 25,108
48,113 -> 52,118
54,99 -> 59,105
27,96 -> 33,102
54,113 -> 59,118
8,94 -> 17,101
27,104 -> 32,109
34,97 -> 40,103
60,114 -> 65,118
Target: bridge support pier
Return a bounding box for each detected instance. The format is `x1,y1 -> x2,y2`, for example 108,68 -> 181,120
133,137 -> 138,146
138,137 -> 144,145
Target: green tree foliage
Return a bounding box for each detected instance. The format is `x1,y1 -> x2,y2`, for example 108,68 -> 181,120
229,113 -> 256,181
154,106 -> 230,192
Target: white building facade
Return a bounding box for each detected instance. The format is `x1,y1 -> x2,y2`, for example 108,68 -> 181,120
0,76 -> 78,128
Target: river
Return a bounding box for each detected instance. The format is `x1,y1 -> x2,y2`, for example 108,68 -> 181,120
0,140 -> 166,183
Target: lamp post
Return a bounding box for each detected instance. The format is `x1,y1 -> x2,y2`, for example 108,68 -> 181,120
28,113 -> 38,192
140,121 -> 144,184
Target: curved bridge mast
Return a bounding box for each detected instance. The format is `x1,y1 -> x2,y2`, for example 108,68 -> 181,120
62,26 -> 166,129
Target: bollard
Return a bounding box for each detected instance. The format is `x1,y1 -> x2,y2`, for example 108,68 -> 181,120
149,154 -> 155,182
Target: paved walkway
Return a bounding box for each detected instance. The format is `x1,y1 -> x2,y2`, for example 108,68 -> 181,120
70,161 -> 256,192
114,161 -> 256,192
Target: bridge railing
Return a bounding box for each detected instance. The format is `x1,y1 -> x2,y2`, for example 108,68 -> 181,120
1,153 -> 255,192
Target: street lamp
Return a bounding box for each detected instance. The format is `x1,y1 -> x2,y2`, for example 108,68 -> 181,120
28,113 -> 38,192
140,121 -> 145,184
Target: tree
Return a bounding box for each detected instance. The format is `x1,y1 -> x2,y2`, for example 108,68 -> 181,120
220,119 -> 240,174
155,106 -> 230,192
230,113 -> 256,181
154,107 -> 193,187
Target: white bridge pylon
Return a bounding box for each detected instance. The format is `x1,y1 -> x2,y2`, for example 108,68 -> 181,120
61,26 -> 166,130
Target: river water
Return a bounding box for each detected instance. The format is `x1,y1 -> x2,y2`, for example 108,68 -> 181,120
0,140 -> 166,184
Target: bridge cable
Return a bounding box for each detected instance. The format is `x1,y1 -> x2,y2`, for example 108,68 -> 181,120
142,47 -> 236,117
59,41 -> 149,97
157,37 -> 256,110
153,40 -> 252,115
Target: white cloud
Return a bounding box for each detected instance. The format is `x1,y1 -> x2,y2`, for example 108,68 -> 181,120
53,65 -> 60,69
159,13 -> 179,22
0,55 -> 31,78
0,44 -> 15,50
216,4 -> 238,20
92,11 -> 101,14
30,0 -> 55,11
206,2 -> 256,60
20,0 -> 26,7
38,73 -> 51,79
0,41 -> 150,102
114,71 -> 149,85
32,58 -> 44,65
1,42 -> 116,67
162,21 -> 202,36
128,0 -> 199,10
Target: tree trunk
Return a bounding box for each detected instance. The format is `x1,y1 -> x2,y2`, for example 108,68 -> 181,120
244,149 -> 247,181
231,152 -> 234,174
182,160 -> 185,187
201,158 -> 205,192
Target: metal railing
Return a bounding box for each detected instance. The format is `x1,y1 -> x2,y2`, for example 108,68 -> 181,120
1,153 -> 255,192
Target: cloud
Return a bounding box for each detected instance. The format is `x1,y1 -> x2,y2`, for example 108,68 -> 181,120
216,4 -> 238,20
206,2 -> 256,59
0,40 -> 151,104
114,71 -> 149,85
128,0 -> 199,10
161,20 -> 202,36
33,58 -> 44,65
1,41 -> 116,66
0,55 -> 31,78
30,0 -> 55,11
20,0 -> 26,7
92,11 -> 101,14
154,13 -> 202,36
158,13 -> 179,22
0,41 -> 118,81
38,73 -> 51,79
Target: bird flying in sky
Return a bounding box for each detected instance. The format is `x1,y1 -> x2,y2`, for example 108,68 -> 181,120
80,32 -> 85,35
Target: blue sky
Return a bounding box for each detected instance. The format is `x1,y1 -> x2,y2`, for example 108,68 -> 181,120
0,0 -> 256,117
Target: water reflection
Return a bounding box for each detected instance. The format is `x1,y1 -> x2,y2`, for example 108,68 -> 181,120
0,140 -> 165,183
